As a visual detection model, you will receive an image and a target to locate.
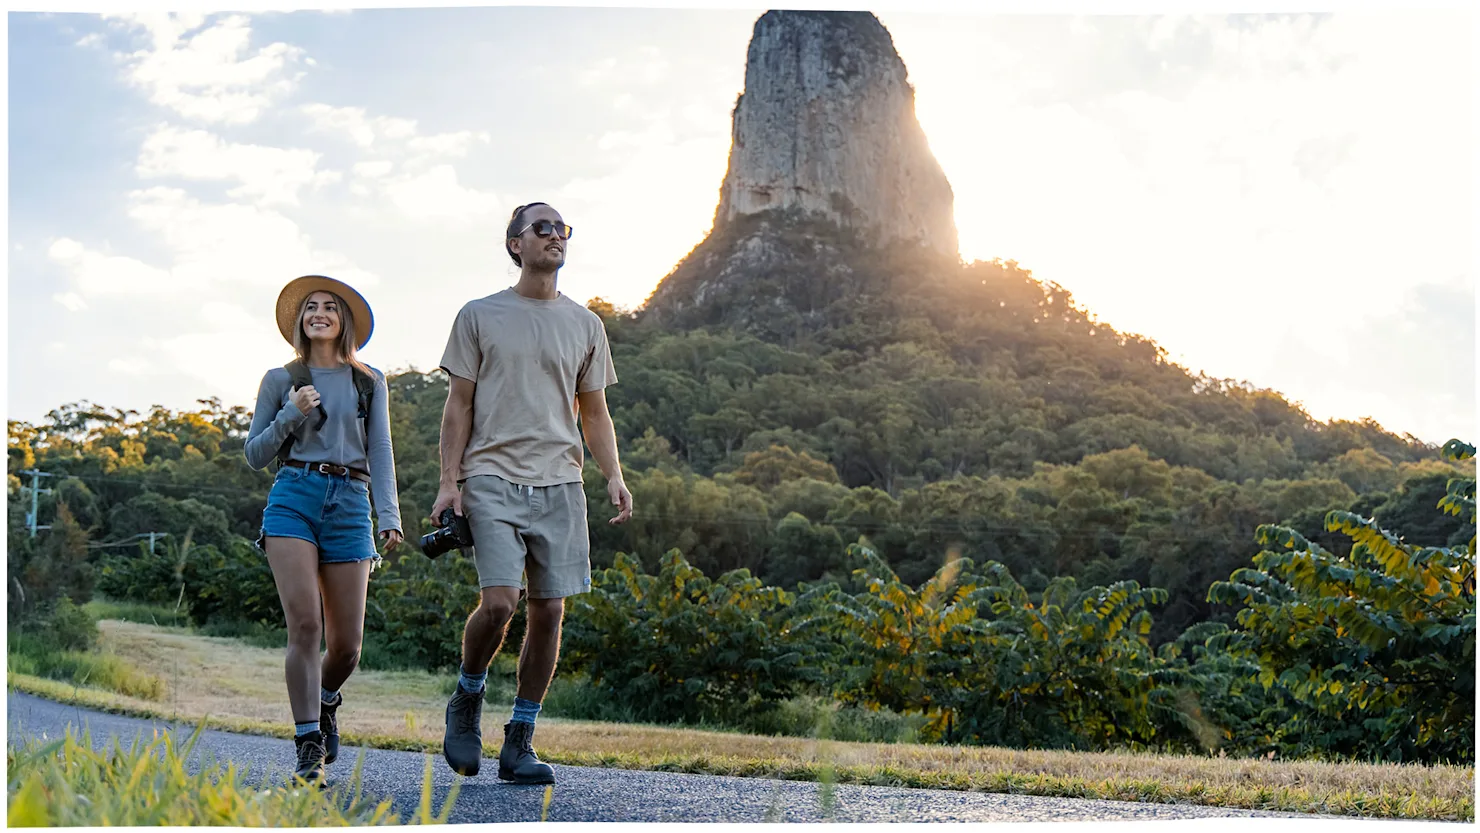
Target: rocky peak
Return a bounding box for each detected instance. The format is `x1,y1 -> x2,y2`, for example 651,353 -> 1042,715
712,10 -> 958,257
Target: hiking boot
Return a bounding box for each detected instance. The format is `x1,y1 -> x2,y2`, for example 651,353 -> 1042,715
320,693 -> 342,765
294,731 -> 326,785
443,685 -> 485,776
498,721 -> 555,784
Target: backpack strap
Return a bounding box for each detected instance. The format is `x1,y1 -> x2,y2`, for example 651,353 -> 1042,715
351,366 -> 375,428
275,360 -> 326,467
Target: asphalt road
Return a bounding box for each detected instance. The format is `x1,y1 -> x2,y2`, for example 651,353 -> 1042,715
8,692 -> 1308,823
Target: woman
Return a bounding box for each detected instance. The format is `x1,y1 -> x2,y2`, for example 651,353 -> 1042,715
245,274 -> 403,784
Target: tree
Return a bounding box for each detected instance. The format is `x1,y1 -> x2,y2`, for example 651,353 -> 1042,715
9,502 -> 93,625
1206,439 -> 1475,763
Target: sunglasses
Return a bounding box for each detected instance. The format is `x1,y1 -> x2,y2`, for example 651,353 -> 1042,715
516,219 -> 574,240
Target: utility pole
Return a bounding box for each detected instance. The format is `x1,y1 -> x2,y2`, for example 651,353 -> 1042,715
20,469 -> 54,537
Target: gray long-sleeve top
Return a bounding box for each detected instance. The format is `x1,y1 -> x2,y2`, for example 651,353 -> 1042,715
245,363 -> 402,535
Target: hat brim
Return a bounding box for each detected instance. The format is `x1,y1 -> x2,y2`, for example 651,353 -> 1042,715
276,276 -> 375,351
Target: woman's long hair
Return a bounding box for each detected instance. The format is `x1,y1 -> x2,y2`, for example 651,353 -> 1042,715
292,290 -> 372,377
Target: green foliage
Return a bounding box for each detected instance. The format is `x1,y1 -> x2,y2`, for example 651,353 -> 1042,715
47,595 -> 100,652
563,550 -> 822,725
8,600 -> 164,701
7,503 -> 94,627
6,723 -> 457,826
7,243 -> 1473,766
1207,438 -> 1476,763
739,694 -> 926,743
83,598 -> 192,628
800,544 -> 1188,749
365,552 -> 483,672
96,534 -> 281,628
800,545 -> 994,739
8,640 -> 166,701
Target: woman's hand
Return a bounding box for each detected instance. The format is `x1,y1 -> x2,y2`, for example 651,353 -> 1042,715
291,385 -> 321,416
380,529 -> 404,552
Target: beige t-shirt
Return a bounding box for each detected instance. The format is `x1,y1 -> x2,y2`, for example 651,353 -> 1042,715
439,288 -> 618,486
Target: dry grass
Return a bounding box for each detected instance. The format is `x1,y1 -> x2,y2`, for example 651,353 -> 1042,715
9,619 -> 1473,821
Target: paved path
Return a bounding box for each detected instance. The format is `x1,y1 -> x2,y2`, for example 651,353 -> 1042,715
8,692 -> 1311,823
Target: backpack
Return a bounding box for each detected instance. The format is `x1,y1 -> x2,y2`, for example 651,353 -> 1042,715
274,359 -> 376,467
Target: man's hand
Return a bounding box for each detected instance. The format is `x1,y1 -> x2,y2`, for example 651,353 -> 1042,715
607,477 -> 633,525
429,485 -> 464,526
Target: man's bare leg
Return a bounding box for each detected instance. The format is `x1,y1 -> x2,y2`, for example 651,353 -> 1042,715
463,587 -> 519,676
443,586 -> 519,776
516,597 -> 565,702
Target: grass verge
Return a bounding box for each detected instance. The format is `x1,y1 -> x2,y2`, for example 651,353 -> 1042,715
82,598 -> 192,628
6,719 -> 457,826
8,620 -> 166,701
8,619 -> 1472,822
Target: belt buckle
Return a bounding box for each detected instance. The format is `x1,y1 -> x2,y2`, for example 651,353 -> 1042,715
313,462 -> 334,475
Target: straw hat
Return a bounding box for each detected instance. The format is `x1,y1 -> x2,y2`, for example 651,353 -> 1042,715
275,275 -> 375,350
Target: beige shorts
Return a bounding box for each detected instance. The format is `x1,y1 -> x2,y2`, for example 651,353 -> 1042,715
461,474 -> 591,599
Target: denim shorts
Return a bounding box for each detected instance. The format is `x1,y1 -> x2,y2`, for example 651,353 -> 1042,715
258,466 -> 379,565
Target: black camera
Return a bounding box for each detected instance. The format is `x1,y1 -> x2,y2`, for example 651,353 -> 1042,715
419,509 -> 474,558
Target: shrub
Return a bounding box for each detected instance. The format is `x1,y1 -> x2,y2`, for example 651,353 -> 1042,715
563,550 -> 822,725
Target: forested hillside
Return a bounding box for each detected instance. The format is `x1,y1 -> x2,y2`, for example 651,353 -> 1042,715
9,234 -> 1473,762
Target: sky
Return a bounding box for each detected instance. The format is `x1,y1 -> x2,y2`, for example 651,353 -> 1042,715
7,1 -> 1476,447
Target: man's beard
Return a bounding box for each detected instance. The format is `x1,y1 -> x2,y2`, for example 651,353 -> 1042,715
531,249 -> 565,271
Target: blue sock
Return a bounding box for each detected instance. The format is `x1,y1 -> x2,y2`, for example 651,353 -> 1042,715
295,721 -> 319,737
511,697 -> 541,725
458,666 -> 488,694
321,687 -> 339,705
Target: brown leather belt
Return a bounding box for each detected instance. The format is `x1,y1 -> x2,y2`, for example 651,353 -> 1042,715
282,459 -> 372,484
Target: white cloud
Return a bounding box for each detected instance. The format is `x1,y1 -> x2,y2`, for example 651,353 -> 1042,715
108,356 -> 155,375
53,292 -> 88,312
354,160 -> 394,179
301,103 -> 419,148
143,303 -> 283,398
555,112 -> 730,308
578,47 -> 669,87
108,13 -> 305,125
579,57 -> 619,87
48,237 -> 173,296
44,189 -> 384,405
136,124 -> 335,206
382,165 -> 502,223
124,187 -> 380,290
303,103 -> 383,147
407,130 -> 491,159
48,238 -> 84,260
596,118 -> 678,152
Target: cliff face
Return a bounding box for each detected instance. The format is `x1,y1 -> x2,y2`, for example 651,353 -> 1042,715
644,10 -> 960,331
712,11 -> 958,256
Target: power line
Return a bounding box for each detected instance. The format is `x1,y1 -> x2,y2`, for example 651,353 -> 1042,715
19,469 -> 268,498
86,531 -> 170,552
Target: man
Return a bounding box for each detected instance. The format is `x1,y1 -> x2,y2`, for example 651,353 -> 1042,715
432,202 -> 633,783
